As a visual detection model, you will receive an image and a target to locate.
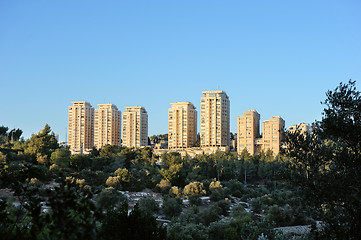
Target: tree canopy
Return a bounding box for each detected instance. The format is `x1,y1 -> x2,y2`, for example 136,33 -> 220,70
24,124 -> 59,160
284,80 -> 361,239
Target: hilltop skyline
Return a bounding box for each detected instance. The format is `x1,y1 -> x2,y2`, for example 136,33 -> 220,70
1,1 -> 360,141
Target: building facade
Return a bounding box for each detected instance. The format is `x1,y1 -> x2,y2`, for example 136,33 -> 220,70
94,104 -> 121,149
237,110 -> 260,155
200,90 -> 230,147
68,101 -> 94,154
237,110 -> 285,155
261,116 -> 285,155
168,102 -> 197,149
122,106 -> 148,148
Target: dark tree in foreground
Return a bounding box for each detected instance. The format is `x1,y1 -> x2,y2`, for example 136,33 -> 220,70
284,80 -> 361,239
100,203 -> 166,240
0,179 -> 99,240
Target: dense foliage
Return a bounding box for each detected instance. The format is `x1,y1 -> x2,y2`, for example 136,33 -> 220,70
284,80 -> 361,239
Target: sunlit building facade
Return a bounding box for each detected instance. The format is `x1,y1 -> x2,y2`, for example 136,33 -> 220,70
200,90 -> 230,147
168,102 -> 197,149
94,104 -> 121,149
237,110 -> 285,155
68,101 -> 94,154
122,106 -> 148,148
237,110 -> 260,155
262,116 -> 285,155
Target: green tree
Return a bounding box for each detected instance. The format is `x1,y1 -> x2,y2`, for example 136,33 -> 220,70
105,176 -> 121,189
138,197 -> 160,216
0,126 -> 9,145
239,148 -> 251,161
183,181 -> 206,198
8,128 -> 23,142
162,197 -> 183,219
100,203 -> 166,240
284,80 -> 361,239
1,179 -> 100,240
96,187 -> 127,210
0,126 -> 8,136
69,154 -> 90,170
208,221 -> 238,240
50,148 -> 71,168
24,124 -> 59,161
99,144 -> 122,158
159,152 -> 186,186
114,168 -> 132,183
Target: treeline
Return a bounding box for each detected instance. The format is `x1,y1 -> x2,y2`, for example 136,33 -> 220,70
0,123 -> 303,239
0,133 -> 287,194
1,80 -> 361,239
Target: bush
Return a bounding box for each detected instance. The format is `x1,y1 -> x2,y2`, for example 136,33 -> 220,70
210,191 -> 223,202
208,221 -> 238,240
138,197 -> 159,216
96,187 -> 127,210
162,197 -> 183,219
114,168 -> 132,183
200,205 -> 222,226
169,186 -> 181,197
209,179 -> 224,202
156,179 -> 171,194
224,179 -> 243,198
265,204 -> 294,227
167,222 -> 207,240
183,181 -> 206,198
100,202 -> 166,240
215,200 -> 230,216
105,176 -> 121,189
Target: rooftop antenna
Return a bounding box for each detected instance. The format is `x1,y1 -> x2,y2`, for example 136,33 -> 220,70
217,85 -> 219,90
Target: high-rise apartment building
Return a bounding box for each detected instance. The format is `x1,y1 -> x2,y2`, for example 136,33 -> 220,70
237,110 -> 285,155
94,104 -> 121,149
122,106 -> 148,148
262,116 -> 285,155
168,102 -> 197,149
200,90 -> 230,147
237,110 -> 260,155
68,101 -> 94,154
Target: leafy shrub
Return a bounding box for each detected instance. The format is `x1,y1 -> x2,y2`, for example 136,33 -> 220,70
162,197 -> 183,219
138,197 -> 160,216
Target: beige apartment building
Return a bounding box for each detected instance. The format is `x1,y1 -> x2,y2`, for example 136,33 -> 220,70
237,110 -> 285,155
200,90 -> 230,147
261,116 -> 285,155
94,104 -> 121,149
122,106 -> 148,148
68,101 -> 94,154
237,110 -> 260,155
168,102 -> 197,149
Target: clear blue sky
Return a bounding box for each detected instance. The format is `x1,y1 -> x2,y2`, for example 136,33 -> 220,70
1,1 -> 360,141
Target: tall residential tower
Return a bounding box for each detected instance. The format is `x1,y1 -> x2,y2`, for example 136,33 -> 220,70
237,110 -> 285,155
68,101 -> 94,154
168,102 -> 197,149
94,104 -> 121,149
262,116 -> 285,155
122,106 -> 148,148
200,90 -> 230,147
237,110 -> 260,155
